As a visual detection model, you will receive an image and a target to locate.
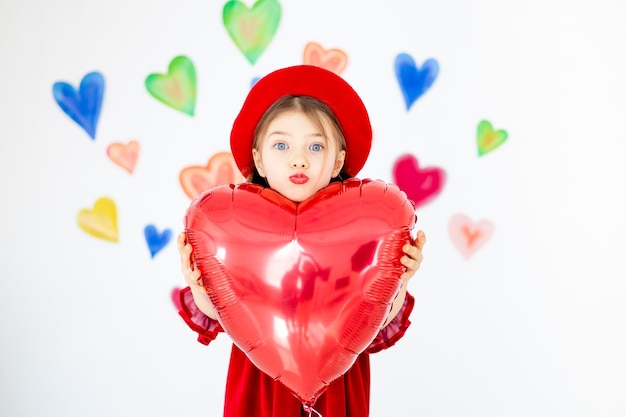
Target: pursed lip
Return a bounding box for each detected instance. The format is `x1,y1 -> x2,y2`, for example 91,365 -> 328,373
289,173 -> 309,184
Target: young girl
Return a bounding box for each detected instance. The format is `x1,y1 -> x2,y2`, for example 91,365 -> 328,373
177,65 -> 427,417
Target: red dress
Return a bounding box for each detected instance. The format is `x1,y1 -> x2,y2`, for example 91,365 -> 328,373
178,287 -> 414,417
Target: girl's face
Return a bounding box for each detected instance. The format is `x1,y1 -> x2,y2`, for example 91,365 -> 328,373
252,110 -> 346,202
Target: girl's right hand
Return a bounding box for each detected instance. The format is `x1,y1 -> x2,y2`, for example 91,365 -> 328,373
178,232 -> 218,319
177,231 -> 205,293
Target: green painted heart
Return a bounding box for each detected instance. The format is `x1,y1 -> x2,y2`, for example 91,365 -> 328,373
477,120 -> 508,156
223,0 -> 281,65
145,55 -> 196,116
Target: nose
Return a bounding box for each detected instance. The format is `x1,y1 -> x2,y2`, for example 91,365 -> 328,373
290,151 -> 308,169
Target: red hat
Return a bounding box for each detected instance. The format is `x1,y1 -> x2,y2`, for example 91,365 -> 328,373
230,65 -> 372,178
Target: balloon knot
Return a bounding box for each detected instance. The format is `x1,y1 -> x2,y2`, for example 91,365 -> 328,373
302,405 -> 322,417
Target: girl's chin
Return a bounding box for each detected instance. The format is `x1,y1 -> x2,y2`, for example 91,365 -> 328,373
274,188 -> 315,203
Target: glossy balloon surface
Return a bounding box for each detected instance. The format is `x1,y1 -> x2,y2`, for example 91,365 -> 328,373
185,178 -> 416,406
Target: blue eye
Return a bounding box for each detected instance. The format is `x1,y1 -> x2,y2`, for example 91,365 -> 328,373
274,142 -> 288,150
310,143 -> 324,152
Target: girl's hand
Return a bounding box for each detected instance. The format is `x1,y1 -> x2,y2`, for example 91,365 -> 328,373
384,230 -> 426,326
400,230 -> 426,282
177,231 -> 204,293
178,232 -> 218,319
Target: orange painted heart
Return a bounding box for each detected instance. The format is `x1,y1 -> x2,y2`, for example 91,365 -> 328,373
302,42 -> 348,75
77,197 -> 119,242
106,140 -> 140,174
179,152 -> 245,200
448,214 -> 494,259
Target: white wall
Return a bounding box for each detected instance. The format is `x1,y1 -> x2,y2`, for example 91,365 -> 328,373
1,1 -> 625,416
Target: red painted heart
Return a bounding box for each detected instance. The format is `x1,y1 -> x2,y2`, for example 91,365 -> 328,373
393,154 -> 445,208
185,178 -> 416,406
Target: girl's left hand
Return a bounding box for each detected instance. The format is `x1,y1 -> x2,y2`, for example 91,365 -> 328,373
400,230 -> 426,282
383,230 -> 427,326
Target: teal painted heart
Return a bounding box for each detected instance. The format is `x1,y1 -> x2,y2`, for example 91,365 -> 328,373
223,0 -> 281,65
145,55 -> 196,116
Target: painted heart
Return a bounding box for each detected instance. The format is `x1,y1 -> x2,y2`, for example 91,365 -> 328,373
145,56 -> 196,116
171,287 -> 183,311
185,179 -> 416,406
392,154 -> 445,208
302,41 -> 348,75
179,152 -> 244,200
144,224 -> 172,258
53,72 -> 105,139
77,197 -> 119,242
107,140 -> 140,174
394,53 -> 439,110
448,214 -> 494,259
223,0 -> 281,65
477,120 -> 508,156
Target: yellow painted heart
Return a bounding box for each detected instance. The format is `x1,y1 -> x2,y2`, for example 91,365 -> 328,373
477,120 -> 508,156
77,197 -> 119,242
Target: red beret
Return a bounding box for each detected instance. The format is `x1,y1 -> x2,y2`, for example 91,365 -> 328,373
230,65 -> 372,178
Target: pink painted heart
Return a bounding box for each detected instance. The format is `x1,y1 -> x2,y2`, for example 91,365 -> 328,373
302,41 -> 348,75
106,140 -> 140,174
392,154 -> 445,208
179,152 -> 244,200
171,287 -> 183,311
185,179 -> 416,406
448,214 -> 494,259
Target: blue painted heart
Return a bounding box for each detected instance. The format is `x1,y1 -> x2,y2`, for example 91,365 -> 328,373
144,224 -> 173,258
53,72 -> 105,139
394,53 -> 439,110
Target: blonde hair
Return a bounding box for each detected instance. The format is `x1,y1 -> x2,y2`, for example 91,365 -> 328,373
248,96 -> 347,183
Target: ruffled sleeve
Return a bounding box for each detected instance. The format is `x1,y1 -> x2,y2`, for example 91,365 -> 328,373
365,291 -> 414,354
177,286 -> 224,345
177,286 -> 413,350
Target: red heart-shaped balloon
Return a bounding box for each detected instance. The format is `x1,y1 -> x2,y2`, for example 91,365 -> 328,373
185,178 -> 416,406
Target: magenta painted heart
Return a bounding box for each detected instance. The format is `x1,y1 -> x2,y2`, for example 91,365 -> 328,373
393,154 -> 445,208
184,178 -> 416,406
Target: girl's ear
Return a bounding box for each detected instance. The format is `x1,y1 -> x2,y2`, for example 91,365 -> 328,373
332,150 -> 346,178
252,148 -> 265,177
